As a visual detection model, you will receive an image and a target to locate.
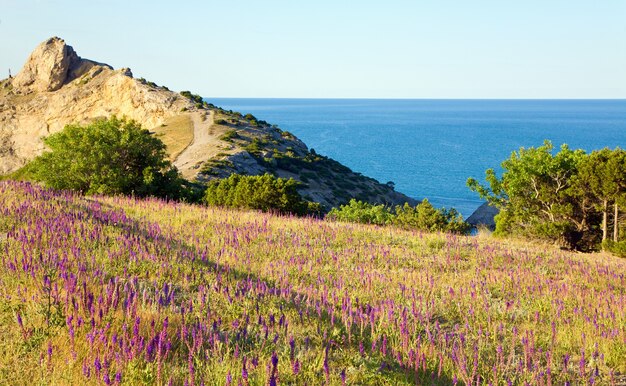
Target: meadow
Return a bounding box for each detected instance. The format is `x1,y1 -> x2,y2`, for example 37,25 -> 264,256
0,180 -> 624,385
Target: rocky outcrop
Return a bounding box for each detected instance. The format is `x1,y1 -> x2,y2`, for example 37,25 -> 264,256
466,202 -> 499,229
11,37 -> 106,93
0,37 -> 195,174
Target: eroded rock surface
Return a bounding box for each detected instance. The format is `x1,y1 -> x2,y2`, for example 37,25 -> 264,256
1,37 -> 195,174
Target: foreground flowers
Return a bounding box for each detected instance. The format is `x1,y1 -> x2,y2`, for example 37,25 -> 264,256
0,181 -> 624,385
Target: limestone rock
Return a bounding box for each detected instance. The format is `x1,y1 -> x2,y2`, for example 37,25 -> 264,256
0,37 -> 196,174
13,37 -> 71,92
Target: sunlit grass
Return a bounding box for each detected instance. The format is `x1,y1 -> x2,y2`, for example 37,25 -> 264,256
0,181 -> 624,385
152,114 -> 194,160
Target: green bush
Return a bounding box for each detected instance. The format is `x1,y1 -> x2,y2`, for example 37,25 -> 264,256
394,199 -> 470,234
203,173 -> 320,216
327,199 -> 394,226
26,116 -> 186,199
180,90 -> 203,104
219,130 -> 239,142
327,199 -> 470,234
602,240 -> 626,258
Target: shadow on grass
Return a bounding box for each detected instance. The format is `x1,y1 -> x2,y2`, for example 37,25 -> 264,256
64,196 -> 456,385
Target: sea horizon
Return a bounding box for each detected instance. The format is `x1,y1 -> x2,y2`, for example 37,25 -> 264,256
208,97 -> 626,101
207,98 -> 626,217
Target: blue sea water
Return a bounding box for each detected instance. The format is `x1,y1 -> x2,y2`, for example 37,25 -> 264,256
207,99 -> 626,218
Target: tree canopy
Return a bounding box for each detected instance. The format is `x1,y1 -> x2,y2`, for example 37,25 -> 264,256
468,141 -> 626,251
203,173 -> 320,216
27,116 -> 186,199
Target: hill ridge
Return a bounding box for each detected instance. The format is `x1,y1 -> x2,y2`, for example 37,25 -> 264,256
1,37 -> 417,210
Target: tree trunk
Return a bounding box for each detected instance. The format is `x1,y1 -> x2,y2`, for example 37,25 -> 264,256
602,200 -> 608,241
614,203 -> 619,242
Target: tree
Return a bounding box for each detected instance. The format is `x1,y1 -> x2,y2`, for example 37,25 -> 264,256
467,141 -> 591,249
203,173 -> 320,216
27,116 -> 185,199
577,148 -> 626,243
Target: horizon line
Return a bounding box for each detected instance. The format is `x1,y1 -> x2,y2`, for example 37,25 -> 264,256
205,97 -> 626,101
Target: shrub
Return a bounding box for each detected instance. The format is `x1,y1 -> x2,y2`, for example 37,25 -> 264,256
327,199 -> 394,226
180,90 -> 203,104
26,116 -> 186,199
394,199 -> 470,234
203,173 -> 319,216
327,199 -> 470,234
219,130 -> 239,142
602,240 -> 626,258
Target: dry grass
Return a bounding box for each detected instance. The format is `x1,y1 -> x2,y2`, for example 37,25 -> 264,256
152,113 -> 194,160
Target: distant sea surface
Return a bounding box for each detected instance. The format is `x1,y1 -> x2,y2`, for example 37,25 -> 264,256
207,99 -> 626,217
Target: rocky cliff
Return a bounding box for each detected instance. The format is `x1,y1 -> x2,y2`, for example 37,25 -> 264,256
1,37 -> 195,174
1,37 -> 417,210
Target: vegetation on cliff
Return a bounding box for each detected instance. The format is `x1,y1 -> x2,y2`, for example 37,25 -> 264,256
199,107 -> 414,211
203,173 -> 321,216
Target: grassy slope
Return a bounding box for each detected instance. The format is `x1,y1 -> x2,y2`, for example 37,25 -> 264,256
152,114 -> 194,161
0,181 -> 624,385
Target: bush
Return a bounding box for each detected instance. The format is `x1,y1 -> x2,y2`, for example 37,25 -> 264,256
203,173 -> 320,216
327,199 -> 394,226
602,240 -> 626,258
219,130 -> 239,142
327,199 -> 470,234
26,116 -> 186,199
394,199 -> 471,234
180,90 -> 203,104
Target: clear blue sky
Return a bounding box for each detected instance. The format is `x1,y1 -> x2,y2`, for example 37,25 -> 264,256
1,0 -> 625,98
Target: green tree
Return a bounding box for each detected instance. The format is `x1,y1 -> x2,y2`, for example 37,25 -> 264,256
577,148 -> 626,243
467,141 -> 591,249
27,116 -> 185,198
203,173 -> 319,215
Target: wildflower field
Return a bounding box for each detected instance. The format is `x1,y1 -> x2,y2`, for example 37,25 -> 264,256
0,181 -> 624,385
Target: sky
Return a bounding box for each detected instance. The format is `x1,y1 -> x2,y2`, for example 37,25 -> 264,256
1,0 -> 625,98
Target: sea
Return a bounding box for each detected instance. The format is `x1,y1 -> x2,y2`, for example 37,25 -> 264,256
207,99 -> 626,218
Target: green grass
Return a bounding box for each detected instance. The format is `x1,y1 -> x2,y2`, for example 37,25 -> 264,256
2,184 -> 622,384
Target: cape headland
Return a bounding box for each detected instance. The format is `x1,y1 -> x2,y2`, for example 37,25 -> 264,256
1,37 -> 417,210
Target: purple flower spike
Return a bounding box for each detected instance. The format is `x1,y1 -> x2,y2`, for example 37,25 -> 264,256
226,371 -> 232,386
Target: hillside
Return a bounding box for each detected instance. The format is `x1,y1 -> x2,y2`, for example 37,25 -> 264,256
0,180 -> 624,385
0,37 -> 416,210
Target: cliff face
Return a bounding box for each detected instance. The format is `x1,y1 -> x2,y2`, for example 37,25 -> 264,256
0,37 -> 194,174
1,37 -> 417,210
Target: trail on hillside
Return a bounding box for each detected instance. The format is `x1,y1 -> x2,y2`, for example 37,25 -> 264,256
173,111 -> 223,179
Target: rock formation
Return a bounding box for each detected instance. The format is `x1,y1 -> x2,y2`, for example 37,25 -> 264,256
11,37 -> 106,92
1,37 -> 418,210
0,37 -> 194,174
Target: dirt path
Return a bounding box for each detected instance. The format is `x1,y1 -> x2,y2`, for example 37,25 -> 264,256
173,110 -> 225,180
